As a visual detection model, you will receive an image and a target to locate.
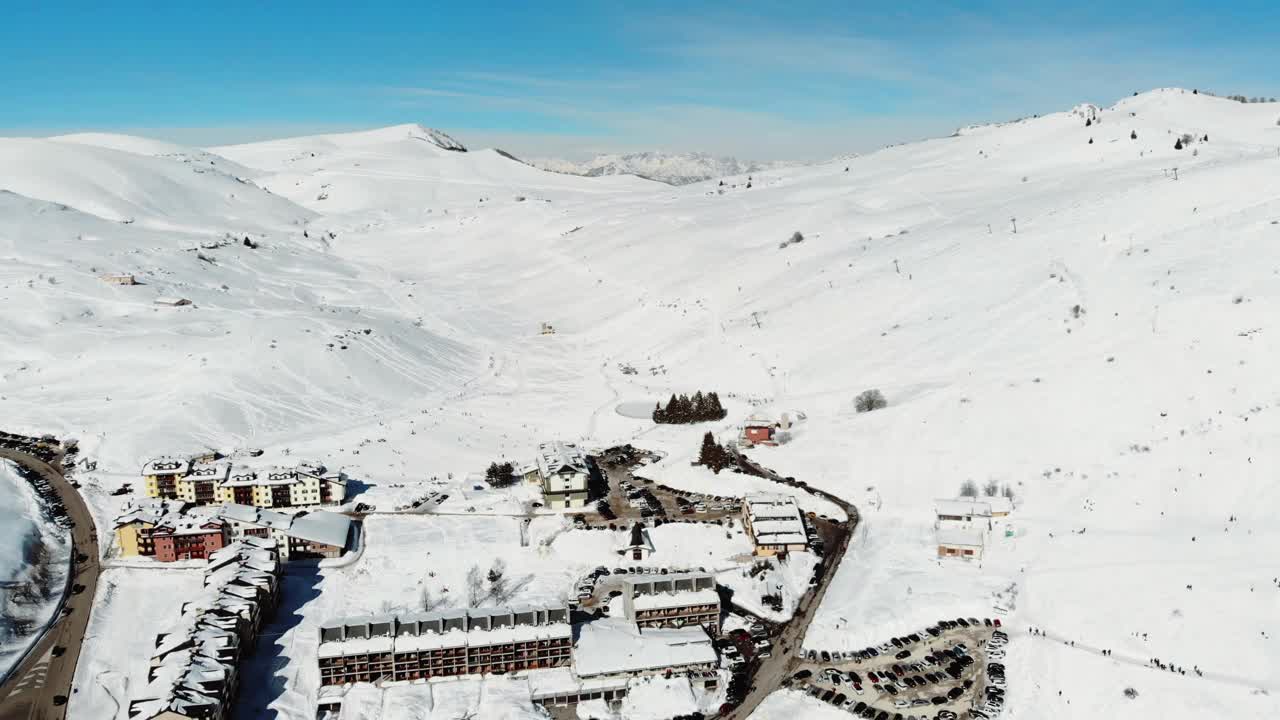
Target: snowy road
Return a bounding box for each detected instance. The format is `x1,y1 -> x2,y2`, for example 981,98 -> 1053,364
723,470 -> 860,720
0,447 -> 100,720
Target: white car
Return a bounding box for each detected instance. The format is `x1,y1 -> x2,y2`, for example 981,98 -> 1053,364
894,700 -> 910,708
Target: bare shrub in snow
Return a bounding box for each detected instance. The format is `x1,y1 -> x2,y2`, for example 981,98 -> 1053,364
983,479 -> 1000,497
1002,485 -> 1016,502
854,389 -> 887,413
959,480 -> 979,497
465,565 -> 484,606
1123,687 -> 1139,699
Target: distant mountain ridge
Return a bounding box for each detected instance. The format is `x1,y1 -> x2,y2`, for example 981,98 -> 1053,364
533,151 -> 797,185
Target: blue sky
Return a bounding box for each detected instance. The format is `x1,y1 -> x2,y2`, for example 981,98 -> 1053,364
2,1 -> 1276,159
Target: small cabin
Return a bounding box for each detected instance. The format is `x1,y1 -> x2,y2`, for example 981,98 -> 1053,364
154,297 -> 193,307
540,322 -> 556,335
101,273 -> 137,286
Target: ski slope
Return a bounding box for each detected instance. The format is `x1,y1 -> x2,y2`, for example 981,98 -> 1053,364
1,89 -> 1278,719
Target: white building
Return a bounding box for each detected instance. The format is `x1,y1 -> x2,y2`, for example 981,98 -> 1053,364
934,498 -> 993,526
618,571 -> 720,633
936,527 -> 985,560
572,618 -> 718,679
742,494 -> 808,556
217,504 -> 352,560
534,441 -> 591,509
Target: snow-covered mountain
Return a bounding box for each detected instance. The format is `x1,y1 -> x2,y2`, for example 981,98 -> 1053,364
3,89 -> 1279,720
534,151 -> 797,185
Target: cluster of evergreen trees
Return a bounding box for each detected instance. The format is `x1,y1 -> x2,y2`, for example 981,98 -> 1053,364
484,461 -> 517,487
652,391 -> 726,424
698,431 -> 734,474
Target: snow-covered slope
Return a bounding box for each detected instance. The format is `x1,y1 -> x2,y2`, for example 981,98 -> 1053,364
212,123 -> 663,214
534,150 -> 796,185
0,136 -> 310,232
5,89 -> 1279,720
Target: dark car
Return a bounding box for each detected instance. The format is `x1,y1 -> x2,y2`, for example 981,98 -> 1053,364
51,646 -> 66,657
72,583 -> 85,595
847,671 -> 861,684
853,702 -> 867,713
931,696 -> 947,705
903,676 -> 917,688
792,669 -> 813,680
876,711 -> 889,720
821,690 -> 836,703
53,696 -> 68,706
926,626 -> 941,636
884,684 -> 898,695
833,693 -> 846,705
983,617 -> 993,626
908,633 -> 921,643
947,687 -> 964,700
956,618 -> 969,627
895,649 -> 911,659
891,637 -> 904,648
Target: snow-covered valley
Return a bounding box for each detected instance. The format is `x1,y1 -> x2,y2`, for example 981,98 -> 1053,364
1,88 -> 1278,719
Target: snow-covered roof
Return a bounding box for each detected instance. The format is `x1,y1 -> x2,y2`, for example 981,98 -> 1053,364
744,494 -> 802,520
528,667 -> 630,700
536,441 -> 589,477
573,619 -> 717,678
987,496 -> 1013,513
935,498 -> 992,517
745,495 -> 807,545
631,588 -> 720,612
142,456 -> 190,476
936,527 -> 985,547
618,570 -> 716,593
317,605 -> 571,658
186,460 -> 231,481
129,534 -> 282,719
288,510 -> 352,548
114,497 -> 187,527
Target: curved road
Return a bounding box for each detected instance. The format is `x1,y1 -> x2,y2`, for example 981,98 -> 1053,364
0,448 -> 100,720
723,456 -> 860,720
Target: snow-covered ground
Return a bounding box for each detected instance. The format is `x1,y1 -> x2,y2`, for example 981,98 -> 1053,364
3,88 -> 1279,719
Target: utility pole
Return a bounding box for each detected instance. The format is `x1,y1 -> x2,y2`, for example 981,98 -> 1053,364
1011,217 -> 1018,234
752,312 -> 762,329
893,259 -> 900,275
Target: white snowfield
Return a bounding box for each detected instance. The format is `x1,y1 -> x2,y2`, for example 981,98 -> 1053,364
1,88 -> 1278,719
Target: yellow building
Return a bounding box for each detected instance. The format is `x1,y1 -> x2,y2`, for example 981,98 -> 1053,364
114,499 -> 186,558
142,457 -> 190,499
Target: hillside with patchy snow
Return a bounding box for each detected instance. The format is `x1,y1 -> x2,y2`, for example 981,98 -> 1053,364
534,151 -> 796,185
2,88 -> 1279,720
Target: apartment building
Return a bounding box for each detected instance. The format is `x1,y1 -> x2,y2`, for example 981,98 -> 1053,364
317,605 -> 572,686
742,494 -> 809,556
533,442 -> 592,509
127,539 -> 280,720
619,571 -> 720,633
114,499 -> 228,562
142,454 -> 347,510
217,503 -> 352,560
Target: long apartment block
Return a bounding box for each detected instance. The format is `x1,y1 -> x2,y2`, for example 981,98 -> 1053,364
318,605 -> 572,686
142,454 -> 346,509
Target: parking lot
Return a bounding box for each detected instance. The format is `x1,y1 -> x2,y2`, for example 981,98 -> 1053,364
585,449 -> 748,530
790,618 -> 1009,720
